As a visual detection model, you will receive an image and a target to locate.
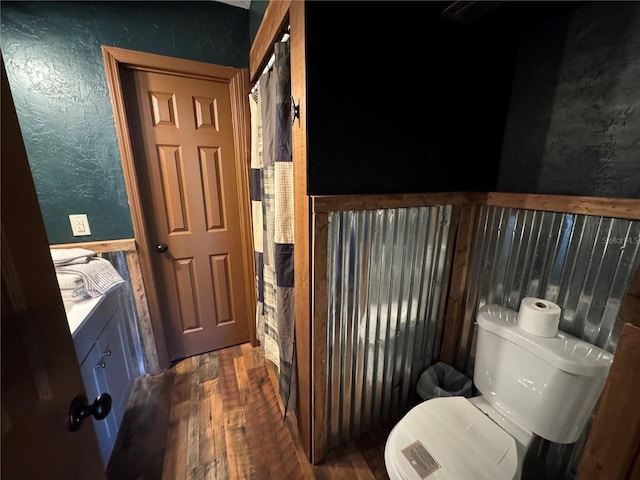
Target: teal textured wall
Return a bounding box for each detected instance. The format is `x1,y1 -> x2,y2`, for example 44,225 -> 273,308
249,0 -> 268,46
1,1 -> 249,244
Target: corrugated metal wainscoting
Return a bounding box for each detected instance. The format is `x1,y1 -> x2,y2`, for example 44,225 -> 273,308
101,251 -> 146,377
325,205 -> 454,450
456,206 -> 640,480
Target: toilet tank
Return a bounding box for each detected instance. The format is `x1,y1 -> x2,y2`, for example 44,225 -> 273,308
473,304 -> 613,444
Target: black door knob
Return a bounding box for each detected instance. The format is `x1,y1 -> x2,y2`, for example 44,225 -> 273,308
68,393 -> 112,432
156,243 -> 168,253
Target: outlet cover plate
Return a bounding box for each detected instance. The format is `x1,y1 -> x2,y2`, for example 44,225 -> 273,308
69,214 -> 91,236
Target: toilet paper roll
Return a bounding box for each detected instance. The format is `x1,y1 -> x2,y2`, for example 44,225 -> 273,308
517,297 -> 561,337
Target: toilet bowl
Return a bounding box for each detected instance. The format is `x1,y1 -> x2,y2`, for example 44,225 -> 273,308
384,304 -> 614,480
384,396 -> 531,480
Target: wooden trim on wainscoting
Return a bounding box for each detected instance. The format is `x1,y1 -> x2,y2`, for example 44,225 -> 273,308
311,211 -> 329,464
289,0 -> 314,463
230,68 -> 258,347
312,192 -> 470,213
50,239 -> 136,253
439,204 -> 478,365
576,321 -> 640,480
101,46 -> 256,370
618,265 -> 640,329
469,192 -> 640,220
124,248 -> 161,374
313,191 -> 640,219
249,0 -> 292,84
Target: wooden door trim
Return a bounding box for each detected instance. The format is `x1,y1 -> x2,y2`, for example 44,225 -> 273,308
229,68 -> 258,349
249,0 -> 292,84
250,0 -> 314,460
102,46 -> 256,370
289,0 -> 314,462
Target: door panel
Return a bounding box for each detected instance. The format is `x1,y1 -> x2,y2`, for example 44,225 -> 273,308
211,254 -> 233,323
199,147 -> 225,230
157,145 -> 189,233
124,69 -> 249,360
1,56 -> 105,480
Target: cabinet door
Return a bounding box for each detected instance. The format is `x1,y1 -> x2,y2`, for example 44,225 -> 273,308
79,343 -> 119,466
97,309 -> 134,428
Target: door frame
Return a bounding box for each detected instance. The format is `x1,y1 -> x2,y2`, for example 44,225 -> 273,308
102,46 -> 256,370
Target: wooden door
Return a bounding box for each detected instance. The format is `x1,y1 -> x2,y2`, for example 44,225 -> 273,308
123,68 -> 249,361
1,57 -> 105,480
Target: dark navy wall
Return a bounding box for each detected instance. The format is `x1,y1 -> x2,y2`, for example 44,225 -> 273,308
303,1 -> 519,195
498,1 -> 640,198
1,1 -> 249,244
304,2 -> 639,198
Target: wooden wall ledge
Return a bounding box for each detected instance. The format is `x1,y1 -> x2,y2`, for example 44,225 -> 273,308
470,192 -> 640,220
312,192 -> 470,213
50,238 -> 136,253
312,192 -> 640,220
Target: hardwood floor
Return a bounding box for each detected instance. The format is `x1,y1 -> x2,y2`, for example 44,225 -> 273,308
107,343 -> 391,480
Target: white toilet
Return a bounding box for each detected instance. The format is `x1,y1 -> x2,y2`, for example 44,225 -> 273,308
384,304 -> 614,480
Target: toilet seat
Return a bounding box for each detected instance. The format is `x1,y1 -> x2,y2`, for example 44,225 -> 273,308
384,396 -> 518,480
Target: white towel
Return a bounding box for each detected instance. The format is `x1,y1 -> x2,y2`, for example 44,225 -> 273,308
56,257 -> 125,298
56,273 -> 84,290
60,286 -> 86,300
63,298 -> 79,311
51,248 -> 96,266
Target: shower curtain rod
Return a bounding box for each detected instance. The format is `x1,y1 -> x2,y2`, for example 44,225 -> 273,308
249,28 -> 290,95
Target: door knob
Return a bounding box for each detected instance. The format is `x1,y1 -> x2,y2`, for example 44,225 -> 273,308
156,243 -> 168,253
68,393 -> 112,432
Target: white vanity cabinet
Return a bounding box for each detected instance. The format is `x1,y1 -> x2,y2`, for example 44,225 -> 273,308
69,287 -> 134,467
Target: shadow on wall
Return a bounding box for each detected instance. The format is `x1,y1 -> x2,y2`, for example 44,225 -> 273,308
498,10 -> 571,194
498,2 -> 640,198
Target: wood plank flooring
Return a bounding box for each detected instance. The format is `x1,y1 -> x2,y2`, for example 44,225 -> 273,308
107,343 -> 390,480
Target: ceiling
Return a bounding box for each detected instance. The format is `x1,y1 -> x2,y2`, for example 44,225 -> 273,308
215,0 -> 251,9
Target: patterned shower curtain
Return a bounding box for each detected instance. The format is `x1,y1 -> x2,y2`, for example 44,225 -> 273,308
249,40 -> 297,414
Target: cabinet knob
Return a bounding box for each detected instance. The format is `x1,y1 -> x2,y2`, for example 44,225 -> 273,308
68,393 -> 112,432
155,243 -> 168,253
96,359 -> 106,369
103,348 -> 112,357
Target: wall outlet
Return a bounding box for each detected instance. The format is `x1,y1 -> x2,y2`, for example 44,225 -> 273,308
69,214 -> 92,236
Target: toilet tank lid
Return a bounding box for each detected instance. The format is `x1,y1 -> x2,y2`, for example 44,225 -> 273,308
477,305 -> 613,377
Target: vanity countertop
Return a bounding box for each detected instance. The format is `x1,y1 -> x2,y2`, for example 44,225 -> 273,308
64,282 -> 125,336
66,295 -> 106,336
